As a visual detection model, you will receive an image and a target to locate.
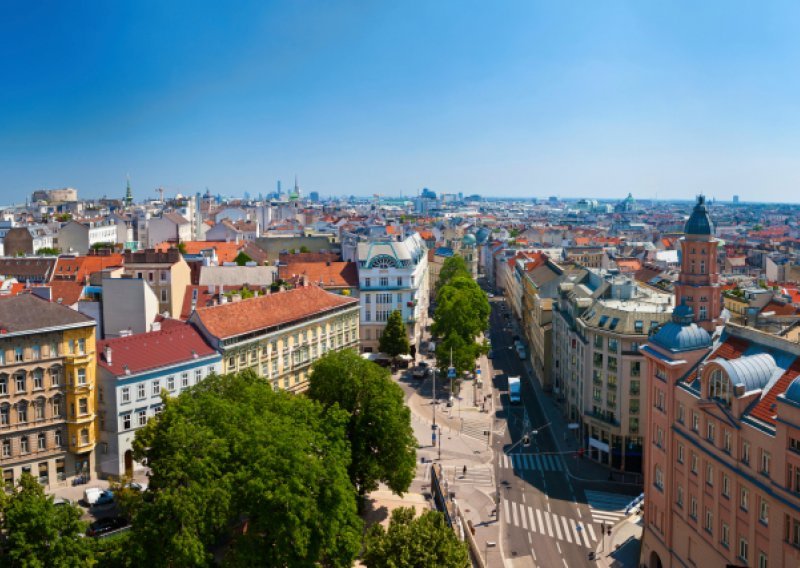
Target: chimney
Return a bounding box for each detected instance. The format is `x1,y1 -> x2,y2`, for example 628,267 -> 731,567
104,345 -> 112,364
123,364 -> 131,375
151,321 -> 161,332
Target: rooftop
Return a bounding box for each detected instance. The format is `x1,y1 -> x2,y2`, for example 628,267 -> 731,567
0,294 -> 94,333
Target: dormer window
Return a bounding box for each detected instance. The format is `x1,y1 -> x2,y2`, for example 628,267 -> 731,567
709,368 -> 731,406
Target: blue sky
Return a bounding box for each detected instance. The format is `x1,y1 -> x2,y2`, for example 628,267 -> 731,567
2,1 -> 800,202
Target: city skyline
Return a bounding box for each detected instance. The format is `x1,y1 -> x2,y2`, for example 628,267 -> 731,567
3,2 -> 800,201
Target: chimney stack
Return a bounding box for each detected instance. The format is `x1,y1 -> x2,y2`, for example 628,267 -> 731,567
104,345 -> 112,364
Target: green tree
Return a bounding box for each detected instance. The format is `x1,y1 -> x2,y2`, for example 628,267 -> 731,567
35,247 -> 61,256
130,371 -> 362,567
435,332 -> 482,376
379,310 -> 410,360
308,351 -> 417,501
299,245 -> 310,253
431,276 -> 490,343
176,242 -> 187,254
234,251 -> 253,266
363,508 -> 469,568
436,255 -> 470,291
0,473 -> 95,567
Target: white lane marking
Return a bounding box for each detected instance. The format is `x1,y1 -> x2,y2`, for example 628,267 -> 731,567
587,523 -> 597,541
552,512 -> 563,540
544,511 -> 554,537
556,542 -> 562,554
576,519 -> 591,548
576,507 -> 582,519
503,498 -> 510,524
562,559 -> 568,568
512,501 -> 519,527
536,509 -> 544,533
521,504 -> 528,530
528,506 -> 536,534
569,518 -> 582,546
560,515 -> 572,543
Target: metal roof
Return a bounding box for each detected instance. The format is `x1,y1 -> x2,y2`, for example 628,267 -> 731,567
714,353 -> 777,392
650,321 -> 711,352
684,195 -> 714,235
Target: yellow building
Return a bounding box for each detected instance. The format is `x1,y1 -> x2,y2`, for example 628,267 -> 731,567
0,295 -> 97,490
190,284 -> 360,392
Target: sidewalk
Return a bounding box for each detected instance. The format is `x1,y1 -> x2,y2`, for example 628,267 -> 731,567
399,367 -> 501,567
593,514 -> 643,568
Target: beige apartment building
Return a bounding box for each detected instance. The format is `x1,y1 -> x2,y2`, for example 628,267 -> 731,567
123,248 -> 191,319
0,294 -> 97,490
190,284 -> 360,392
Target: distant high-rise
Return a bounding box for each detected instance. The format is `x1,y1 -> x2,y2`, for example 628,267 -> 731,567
733,195 -> 740,204
309,191 -> 320,202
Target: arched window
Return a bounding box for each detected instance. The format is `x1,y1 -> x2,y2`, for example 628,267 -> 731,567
49,366 -> 61,387
17,400 -> 28,423
0,403 -> 9,425
369,254 -> 397,269
34,397 -> 45,421
51,396 -> 62,418
709,368 -> 731,406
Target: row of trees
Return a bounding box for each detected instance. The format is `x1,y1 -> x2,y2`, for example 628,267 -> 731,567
432,256 -> 490,375
0,352 -> 468,567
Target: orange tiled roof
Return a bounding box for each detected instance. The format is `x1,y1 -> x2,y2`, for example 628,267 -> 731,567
54,254 -> 123,282
192,285 -> 358,339
155,241 -> 243,264
278,262 -> 358,288
751,359 -> 800,425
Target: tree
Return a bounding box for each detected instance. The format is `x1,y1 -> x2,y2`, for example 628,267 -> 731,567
363,508 -> 469,568
35,247 -> 61,256
379,310 -> 410,360
130,371 -> 362,567
299,245 -> 310,253
234,251 -> 253,266
0,473 -> 95,567
176,242 -> 187,254
308,351 -> 417,501
436,255 -> 470,291
431,276 -> 490,343
435,332 -> 482,377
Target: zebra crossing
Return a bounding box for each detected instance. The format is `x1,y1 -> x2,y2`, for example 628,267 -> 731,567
414,463 -> 431,483
584,490 -> 635,525
502,499 -> 595,548
443,464 -> 494,486
499,452 -> 565,472
460,417 -> 491,441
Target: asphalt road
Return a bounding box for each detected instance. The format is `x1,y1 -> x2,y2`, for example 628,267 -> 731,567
488,296 -> 632,568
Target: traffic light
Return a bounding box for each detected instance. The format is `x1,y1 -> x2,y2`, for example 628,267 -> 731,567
607,526 -> 612,536
522,435 -> 530,447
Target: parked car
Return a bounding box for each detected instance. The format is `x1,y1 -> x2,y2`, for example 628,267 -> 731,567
412,367 -> 426,380
53,497 -> 73,507
487,350 -> 494,359
93,490 -> 115,507
86,516 -> 128,537
83,487 -> 104,506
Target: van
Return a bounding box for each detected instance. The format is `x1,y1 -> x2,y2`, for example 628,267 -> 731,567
508,376 -> 521,404
83,487 -> 103,506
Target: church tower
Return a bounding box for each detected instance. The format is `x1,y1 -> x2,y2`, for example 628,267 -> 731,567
124,176 -> 133,207
674,195 -> 722,332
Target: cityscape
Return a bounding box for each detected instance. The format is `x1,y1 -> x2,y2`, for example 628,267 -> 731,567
3,3 -> 800,568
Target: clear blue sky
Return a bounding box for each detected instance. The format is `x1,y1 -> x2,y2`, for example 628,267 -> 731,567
2,1 -> 800,202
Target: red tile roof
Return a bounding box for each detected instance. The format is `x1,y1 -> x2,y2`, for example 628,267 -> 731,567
750,359 -> 800,425
180,284 -> 270,320
155,241 -> 243,264
54,254 -> 124,282
277,262 -> 358,289
97,321 -> 217,376
192,285 -> 358,339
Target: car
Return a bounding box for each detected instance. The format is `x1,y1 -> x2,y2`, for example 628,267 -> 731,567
93,490 -> 115,507
418,361 -> 429,368
487,293 -> 495,298
83,487 -> 104,506
412,367 -> 426,379
487,350 -> 494,359
86,516 -> 128,537
53,497 -> 73,507
446,396 -> 454,407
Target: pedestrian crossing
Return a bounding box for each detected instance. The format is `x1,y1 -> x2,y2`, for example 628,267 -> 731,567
502,499 -> 595,548
414,463 -> 431,483
443,464 -> 494,486
499,452 -> 564,472
584,490 -> 634,525
460,417 -> 490,441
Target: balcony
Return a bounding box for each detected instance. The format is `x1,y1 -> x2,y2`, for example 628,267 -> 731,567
587,409 -> 620,427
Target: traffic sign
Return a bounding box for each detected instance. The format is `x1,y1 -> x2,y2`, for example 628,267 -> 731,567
447,367 -> 456,379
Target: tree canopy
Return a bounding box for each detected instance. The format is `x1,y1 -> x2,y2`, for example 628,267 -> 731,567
0,473 -> 94,567
363,508 -> 470,568
308,350 -> 417,500
130,370 -> 362,567
435,332 -> 483,376
233,251 -> 253,266
379,310 -> 410,359
431,276 -> 489,343
436,255 -> 471,292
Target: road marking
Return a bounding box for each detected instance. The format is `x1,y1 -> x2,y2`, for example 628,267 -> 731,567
522,491 -> 526,503
560,515 -> 571,543
587,523 -> 597,541
556,542 -> 562,554
552,511 -> 563,540
575,519 -> 591,548
528,506 -> 536,534
503,498 -> 510,524
536,509 -> 544,534
562,559 -> 568,568
512,501 -> 519,527
521,504 -> 528,530
544,511 -> 554,537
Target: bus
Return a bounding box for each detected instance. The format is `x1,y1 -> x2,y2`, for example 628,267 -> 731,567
508,376 -> 521,404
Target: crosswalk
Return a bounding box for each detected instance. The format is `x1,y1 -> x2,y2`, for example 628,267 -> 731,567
584,490 -> 634,525
499,452 -> 564,472
460,417 -> 491,441
502,499 -> 595,548
414,463 -> 431,483
443,464 -> 494,486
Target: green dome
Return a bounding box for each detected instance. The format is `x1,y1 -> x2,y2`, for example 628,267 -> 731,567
685,195 -> 714,235
462,234 -> 477,246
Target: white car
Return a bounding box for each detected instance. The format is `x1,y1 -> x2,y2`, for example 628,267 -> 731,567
83,487 -> 104,506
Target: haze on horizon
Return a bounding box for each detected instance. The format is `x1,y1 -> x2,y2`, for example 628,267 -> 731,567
2,1 -> 800,203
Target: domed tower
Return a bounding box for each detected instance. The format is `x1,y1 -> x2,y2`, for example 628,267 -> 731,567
675,195 -> 722,332
461,233 -> 478,278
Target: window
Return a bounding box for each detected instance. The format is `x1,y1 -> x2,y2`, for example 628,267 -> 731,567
608,338 -> 618,352
758,552 -> 768,568
80,428 -> 89,445
49,342 -> 57,357
396,277 -> 402,286
0,405 -> 7,425
709,369 -> 731,405
15,347 -> 23,362
721,522 -> 729,547
31,345 -> 40,360
161,289 -> 168,303
630,399 -> 639,415
691,453 -> 698,474
148,271 -> 154,282
0,376 -> 5,395
677,403 -> 685,424
654,465 -> 663,490
15,373 -> 25,393
20,436 -> 29,453
137,383 -> 145,399
690,496 -> 697,519
160,270 -> 167,282
195,369 -> 202,383
761,450 -> 771,475
759,498 -> 769,525
699,306 -> 708,320
138,409 -> 147,427
37,433 -> 46,450
379,277 -> 389,287
707,421 -> 715,443
630,362 -> 640,378
740,487 -> 749,511
692,412 -> 699,432
676,485 -> 684,507
52,397 -> 61,417
50,368 -> 60,387
152,380 -> 160,396
722,474 -> 730,498
742,441 -> 750,464
365,278 -> 371,287
182,373 -> 189,388
677,443 -> 684,463
78,398 -> 88,415
123,413 -> 131,430
723,430 -> 731,453
34,399 -> 44,420
705,508 -> 713,533
121,387 -> 130,403
54,430 -> 62,447
655,389 -> 665,411
739,538 -> 748,562
1,439 -> 9,457
706,463 -> 714,486
77,368 -> 86,385
17,402 -> 27,423
77,338 -> 86,354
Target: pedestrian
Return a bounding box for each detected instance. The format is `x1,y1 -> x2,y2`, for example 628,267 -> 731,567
463,465 -> 467,477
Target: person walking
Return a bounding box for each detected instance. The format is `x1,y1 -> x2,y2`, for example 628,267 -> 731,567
462,465 -> 467,477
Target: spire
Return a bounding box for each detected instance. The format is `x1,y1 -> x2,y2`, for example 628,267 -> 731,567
124,175 -> 133,207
